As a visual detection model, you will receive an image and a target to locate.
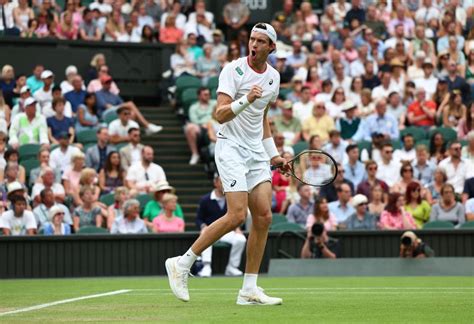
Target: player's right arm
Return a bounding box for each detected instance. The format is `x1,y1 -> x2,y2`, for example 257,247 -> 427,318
215,86 -> 262,123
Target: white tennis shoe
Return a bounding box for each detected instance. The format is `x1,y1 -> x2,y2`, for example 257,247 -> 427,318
165,256 -> 191,302
236,287 -> 282,305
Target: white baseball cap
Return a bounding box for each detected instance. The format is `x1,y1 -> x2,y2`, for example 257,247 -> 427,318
251,23 -> 277,44
20,85 -> 30,94
24,97 -> 37,107
41,70 -> 54,79
351,194 -> 368,207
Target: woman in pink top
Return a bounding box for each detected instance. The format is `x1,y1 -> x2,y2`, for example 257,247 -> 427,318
379,193 -> 417,230
153,193 -> 185,233
306,197 -> 338,232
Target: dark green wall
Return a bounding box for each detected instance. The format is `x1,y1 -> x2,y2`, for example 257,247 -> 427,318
0,230 -> 472,278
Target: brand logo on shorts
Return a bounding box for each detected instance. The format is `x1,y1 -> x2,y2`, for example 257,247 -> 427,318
269,79 -> 273,85
230,180 -> 237,187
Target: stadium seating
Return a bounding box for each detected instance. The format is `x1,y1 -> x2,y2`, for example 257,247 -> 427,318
272,213 -> 288,225
136,194 -> 152,211
181,88 -> 199,114
76,129 -> 98,145
428,127 -> 457,143
423,221 -> 455,229
77,226 -> 109,234
175,75 -> 201,102
20,159 -> 39,185
292,141 -> 309,155
18,143 -> 41,161
459,221 -> 474,229
400,126 -> 427,142
270,222 -> 304,232
207,76 -> 219,90
103,110 -> 118,124
100,193 -> 115,206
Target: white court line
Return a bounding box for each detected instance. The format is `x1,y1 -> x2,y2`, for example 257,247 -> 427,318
0,290 -> 131,317
131,287 -> 474,292
129,291 -> 472,296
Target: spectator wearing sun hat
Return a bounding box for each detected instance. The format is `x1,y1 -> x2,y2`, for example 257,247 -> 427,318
341,194 -> 377,230
8,97 -> 49,149
33,70 -> 55,111
142,180 -> 183,229
43,205 -> 72,235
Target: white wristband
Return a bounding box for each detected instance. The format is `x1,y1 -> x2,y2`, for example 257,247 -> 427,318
230,95 -> 251,116
263,137 -> 280,159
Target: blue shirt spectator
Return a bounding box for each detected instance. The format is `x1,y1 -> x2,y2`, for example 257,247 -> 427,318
64,76 -> 87,114
286,184 -> 314,226
95,89 -> 123,117
353,99 -> 399,142
328,183 -> 355,223
47,115 -> 74,140
344,160 -> 366,188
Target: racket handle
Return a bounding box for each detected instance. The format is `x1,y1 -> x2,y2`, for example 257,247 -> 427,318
271,163 -> 283,171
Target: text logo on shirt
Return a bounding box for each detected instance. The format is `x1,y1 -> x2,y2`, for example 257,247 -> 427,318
235,67 -> 244,76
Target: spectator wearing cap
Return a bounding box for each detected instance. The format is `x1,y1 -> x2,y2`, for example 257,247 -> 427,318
414,59 -> 438,98
49,131 -> 81,175
343,144 -> 366,188
152,193 -> 185,233
210,29 -> 228,64
302,101 -> 335,143
353,98 -> 399,142
43,205 -> 71,235
328,183 -> 355,223
143,180 -> 183,229
0,195 -> 36,236
79,8 -> 101,41
47,98 -> 75,144
31,166 -> 65,204
273,100 -> 302,146
119,127 -> 144,171
126,146 -> 166,195
336,101 -> 361,141
110,198 -> 148,234
96,74 -> 162,135
341,194 -> 377,230
407,88 -> 436,129
286,184 -> 314,227
86,127 -> 116,172
10,84 -> 33,120
33,187 -> 71,229
8,97 -> 49,149
323,130 -> 348,165
64,75 -> 87,115
26,64 -> 44,95
60,65 -> 80,94
185,87 -> 216,165
33,70 -> 54,111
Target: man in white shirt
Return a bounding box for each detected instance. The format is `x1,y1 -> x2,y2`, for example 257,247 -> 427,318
292,86 -> 313,122
165,23 -> 286,305
108,106 -> 140,144
384,24 -> 410,49
33,70 -> 54,113
414,59 -> 438,99
184,12 -> 213,43
331,62 -> 352,94
372,71 -> 400,102
376,142 -> 401,188
0,195 -> 36,236
188,0 -> 214,26
31,167 -> 66,203
49,132 -> 81,174
438,141 -> 469,194
126,146 -> 166,194
394,134 -> 416,164
415,0 -> 440,22
160,1 -> 187,30
0,0 -> 17,34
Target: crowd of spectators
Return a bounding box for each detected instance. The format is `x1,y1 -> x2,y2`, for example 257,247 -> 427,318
0,51 -> 171,236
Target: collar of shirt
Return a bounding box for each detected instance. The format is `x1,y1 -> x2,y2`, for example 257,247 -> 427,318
210,190 -> 224,201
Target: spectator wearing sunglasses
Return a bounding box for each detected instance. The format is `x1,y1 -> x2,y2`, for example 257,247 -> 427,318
341,194 -> 377,230
43,205 -> 71,235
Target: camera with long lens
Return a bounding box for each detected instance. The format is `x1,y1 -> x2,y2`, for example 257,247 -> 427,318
311,223 -> 324,237
401,236 -> 412,246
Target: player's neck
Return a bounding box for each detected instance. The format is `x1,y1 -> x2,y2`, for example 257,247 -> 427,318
247,56 -> 267,73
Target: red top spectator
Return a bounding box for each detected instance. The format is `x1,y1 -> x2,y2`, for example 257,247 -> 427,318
407,88 -> 436,127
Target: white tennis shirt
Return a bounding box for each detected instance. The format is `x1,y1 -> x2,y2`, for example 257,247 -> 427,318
216,57 -> 280,153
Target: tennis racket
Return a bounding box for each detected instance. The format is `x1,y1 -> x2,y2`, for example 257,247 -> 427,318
272,150 -> 338,187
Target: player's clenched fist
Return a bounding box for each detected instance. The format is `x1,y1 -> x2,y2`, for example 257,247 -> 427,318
246,85 -> 263,103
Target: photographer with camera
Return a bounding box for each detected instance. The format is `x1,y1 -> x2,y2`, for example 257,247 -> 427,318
301,223 -> 341,259
399,231 -> 434,258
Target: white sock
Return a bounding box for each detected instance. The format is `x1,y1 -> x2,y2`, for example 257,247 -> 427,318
242,273 -> 258,291
177,248 -> 198,269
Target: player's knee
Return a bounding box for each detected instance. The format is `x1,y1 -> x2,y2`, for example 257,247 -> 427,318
253,211 -> 272,229
227,210 -> 246,228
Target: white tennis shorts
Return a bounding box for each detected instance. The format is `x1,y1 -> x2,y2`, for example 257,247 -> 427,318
215,138 -> 271,193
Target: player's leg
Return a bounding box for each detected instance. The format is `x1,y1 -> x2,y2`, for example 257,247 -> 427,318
184,123 -> 201,165
165,192 -> 247,302
236,180 -> 282,305
219,231 -> 246,276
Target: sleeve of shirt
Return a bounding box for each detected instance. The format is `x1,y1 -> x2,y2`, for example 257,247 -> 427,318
110,220 -> 118,234
108,122 -> 118,136
389,116 -> 399,140
216,61 -> 238,99
25,212 -> 37,230
8,115 -> 20,146
270,74 -> 281,104
0,213 -> 8,229
188,103 -> 199,124
352,118 -> 368,142
39,117 -> 50,144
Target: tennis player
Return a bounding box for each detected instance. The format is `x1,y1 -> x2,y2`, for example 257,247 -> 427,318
166,22 -> 287,305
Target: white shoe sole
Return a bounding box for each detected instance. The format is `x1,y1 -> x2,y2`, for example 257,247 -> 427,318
165,258 -> 189,302
236,297 -> 282,306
